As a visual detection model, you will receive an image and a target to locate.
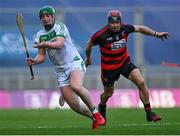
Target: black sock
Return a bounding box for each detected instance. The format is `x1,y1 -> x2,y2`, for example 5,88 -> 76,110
100,102 -> 106,107
144,103 -> 151,112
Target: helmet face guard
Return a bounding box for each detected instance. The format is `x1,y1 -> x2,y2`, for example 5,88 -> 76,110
108,10 -> 122,23
39,6 -> 55,18
108,16 -> 121,23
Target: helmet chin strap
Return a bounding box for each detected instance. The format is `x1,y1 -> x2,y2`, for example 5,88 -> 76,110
44,22 -> 55,31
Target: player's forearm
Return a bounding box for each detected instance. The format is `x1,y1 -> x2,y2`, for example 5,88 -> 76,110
135,25 -> 157,37
41,37 -> 65,49
33,55 -> 45,64
45,41 -> 63,49
85,49 -> 91,60
85,43 -> 92,60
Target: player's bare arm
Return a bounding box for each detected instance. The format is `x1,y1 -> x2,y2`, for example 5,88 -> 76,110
85,40 -> 93,66
26,48 -> 46,65
33,37 -> 65,49
134,25 -> 169,41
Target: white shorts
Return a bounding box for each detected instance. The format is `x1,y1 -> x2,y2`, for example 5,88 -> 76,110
56,59 -> 86,87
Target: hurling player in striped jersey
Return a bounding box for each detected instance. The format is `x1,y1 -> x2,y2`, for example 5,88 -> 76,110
85,9 -> 169,125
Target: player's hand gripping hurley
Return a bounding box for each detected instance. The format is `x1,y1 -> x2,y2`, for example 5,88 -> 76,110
16,13 -> 35,80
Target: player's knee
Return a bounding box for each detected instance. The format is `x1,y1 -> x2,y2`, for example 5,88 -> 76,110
70,83 -> 83,92
137,80 -> 146,89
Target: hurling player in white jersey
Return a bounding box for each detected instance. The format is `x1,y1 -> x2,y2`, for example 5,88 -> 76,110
26,6 -> 105,130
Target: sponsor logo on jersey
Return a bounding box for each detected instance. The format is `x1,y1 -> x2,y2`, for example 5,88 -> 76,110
39,30 -> 56,42
106,37 -> 113,41
111,39 -> 126,50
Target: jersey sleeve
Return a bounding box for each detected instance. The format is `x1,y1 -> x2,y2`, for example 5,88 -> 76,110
56,23 -> 66,38
34,31 -> 42,43
90,32 -> 101,45
90,25 -> 108,45
33,36 -> 39,44
124,24 -> 135,34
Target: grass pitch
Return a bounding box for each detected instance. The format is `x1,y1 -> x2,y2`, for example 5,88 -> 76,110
0,108 -> 179,135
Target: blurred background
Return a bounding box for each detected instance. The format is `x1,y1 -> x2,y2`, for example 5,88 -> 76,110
0,0 -> 180,109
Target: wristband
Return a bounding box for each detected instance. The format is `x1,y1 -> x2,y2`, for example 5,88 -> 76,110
153,31 -> 157,37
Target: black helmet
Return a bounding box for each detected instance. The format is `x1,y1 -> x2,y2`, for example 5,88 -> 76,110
108,10 -> 122,23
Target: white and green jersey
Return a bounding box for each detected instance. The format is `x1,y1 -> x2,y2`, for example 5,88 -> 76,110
35,22 -> 82,70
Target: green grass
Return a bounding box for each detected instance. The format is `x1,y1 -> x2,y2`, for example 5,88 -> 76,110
0,108 -> 179,135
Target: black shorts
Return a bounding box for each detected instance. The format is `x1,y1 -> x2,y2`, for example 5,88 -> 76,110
101,58 -> 137,87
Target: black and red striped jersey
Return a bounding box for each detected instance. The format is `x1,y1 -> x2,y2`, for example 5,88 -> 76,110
90,24 -> 135,71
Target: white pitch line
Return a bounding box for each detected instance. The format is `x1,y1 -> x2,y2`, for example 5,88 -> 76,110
107,122 -> 180,127
0,122 -> 180,129
0,125 -> 85,129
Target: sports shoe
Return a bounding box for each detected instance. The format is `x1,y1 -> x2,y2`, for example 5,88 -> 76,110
92,120 -> 99,130
98,103 -> 106,125
93,112 -> 105,126
59,95 -> 65,106
146,111 -> 162,122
